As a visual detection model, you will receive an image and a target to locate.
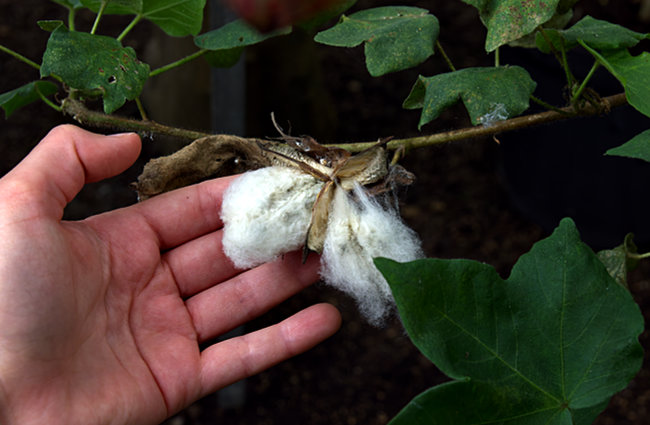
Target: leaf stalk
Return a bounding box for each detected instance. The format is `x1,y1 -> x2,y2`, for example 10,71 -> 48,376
149,49 -> 208,77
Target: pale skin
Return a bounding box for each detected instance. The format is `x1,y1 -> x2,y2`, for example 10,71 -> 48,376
0,125 -> 342,425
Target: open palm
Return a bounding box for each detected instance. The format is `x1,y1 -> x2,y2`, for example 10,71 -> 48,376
0,126 -> 341,425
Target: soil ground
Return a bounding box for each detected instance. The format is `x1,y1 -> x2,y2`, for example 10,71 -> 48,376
1,1 -> 650,424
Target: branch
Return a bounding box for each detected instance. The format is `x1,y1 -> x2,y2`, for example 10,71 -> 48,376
61,98 -> 211,141
62,93 -> 629,152
332,93 -> 628,153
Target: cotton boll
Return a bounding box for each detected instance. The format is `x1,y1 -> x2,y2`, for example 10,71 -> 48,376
221,166 -> 324,268
321,184 -> 424,325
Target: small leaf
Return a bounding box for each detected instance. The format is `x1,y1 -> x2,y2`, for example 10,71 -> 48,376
536,16 -> 649,53
203,48 -> 244,68
597,233 -> 639,288
0,81 -> 59,118
377,218 -> 644,424
51,0 -> 84,9
81,0 -> 206,37
314,6 -> 439,76
38,20 -> 65,32
40,26 -> 150,113
403,66 -> 536,129
583,46 -> 650,118
195,19 -> 291,51
461,0 -> 560,52
606,129 -> 650,163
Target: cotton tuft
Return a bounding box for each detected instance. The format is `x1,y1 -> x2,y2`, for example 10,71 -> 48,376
320,183 -> 424,325
220,166 -> 423,325
220,167 -> 324,268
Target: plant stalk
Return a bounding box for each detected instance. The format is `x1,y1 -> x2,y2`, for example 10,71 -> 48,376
571,61 -> 600,105
0,44 -> 42,73
62,93 -> 628,150
62,98 -> 211,140
149,49 -> 208,77
435,40 -> 456,72
117,15 -> 142,42
91,0 -> 109,35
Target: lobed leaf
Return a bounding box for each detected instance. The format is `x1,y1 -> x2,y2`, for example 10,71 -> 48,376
81,0 -> 206,36
605,129 -> 650,163
403,66 -> 536,129
583,46 -> 650,118
314,6 -> 439,76
0,81 -> 59,118
377,218 -> 644,424
536,15 -> 649,53
40,26 -> 150,113
195,19 -> 291,50
194,19 -> 291,67
461,0 -> 560,52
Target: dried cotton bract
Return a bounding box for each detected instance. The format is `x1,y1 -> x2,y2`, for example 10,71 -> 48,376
220,141 -> 423,325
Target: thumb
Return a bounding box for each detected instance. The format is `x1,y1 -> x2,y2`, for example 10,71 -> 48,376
4,125 -> 141,218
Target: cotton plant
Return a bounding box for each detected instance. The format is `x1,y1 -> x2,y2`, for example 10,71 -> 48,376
220,135 -> 423,325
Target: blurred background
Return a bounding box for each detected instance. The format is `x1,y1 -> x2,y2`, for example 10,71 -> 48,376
1,0 -> 650,423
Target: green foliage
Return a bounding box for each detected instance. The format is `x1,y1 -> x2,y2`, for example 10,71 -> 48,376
51,0 -> 84,9
583,47 -> 650,118
81,0 -> 207,36
376,218 -> 644,425
461,0 -> 561,52
40,26 -> 150,113
314,6 -> 439,76
536,16 -> 649,53
597,234 -> 639,288
606,129 -> 650,163
403,66 -> 536,128
195,20 -> 291,67
0,81 -> 58,118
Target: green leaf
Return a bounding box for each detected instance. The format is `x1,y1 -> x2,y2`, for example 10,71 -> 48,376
390,380 -> 609,425
203,48 -> 244,68
37,20 -> 65,32
583,46 -> 650,118
377,218 -> 644,424
536,16 -> 649,53
194,19 -> 291,52
597,233 -> 639,288
314,6 -> 439,76
40,26 -> 150,113
0,81 -> 59,118
80,0 -> 142,15
81,0 -> 206,36
461,0 -> 560,52
403,66 -> 536,129
606,129 -> 650,163
51,0 -> 84,9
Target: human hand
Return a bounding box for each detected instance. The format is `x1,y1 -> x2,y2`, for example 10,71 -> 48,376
0,125 -> 341,425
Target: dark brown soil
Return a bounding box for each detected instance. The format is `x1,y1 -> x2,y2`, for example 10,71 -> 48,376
1,1 -> 649,424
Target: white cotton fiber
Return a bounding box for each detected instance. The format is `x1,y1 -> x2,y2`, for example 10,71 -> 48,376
220,167 -> 324,268
321,183 -> 424,325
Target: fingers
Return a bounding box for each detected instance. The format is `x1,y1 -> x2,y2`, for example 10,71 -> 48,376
163,229 -> 237,298
185,250 -> 321,341
3,125 -> 141,218
199,303 -> 341,395
130,176 -> 236,251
